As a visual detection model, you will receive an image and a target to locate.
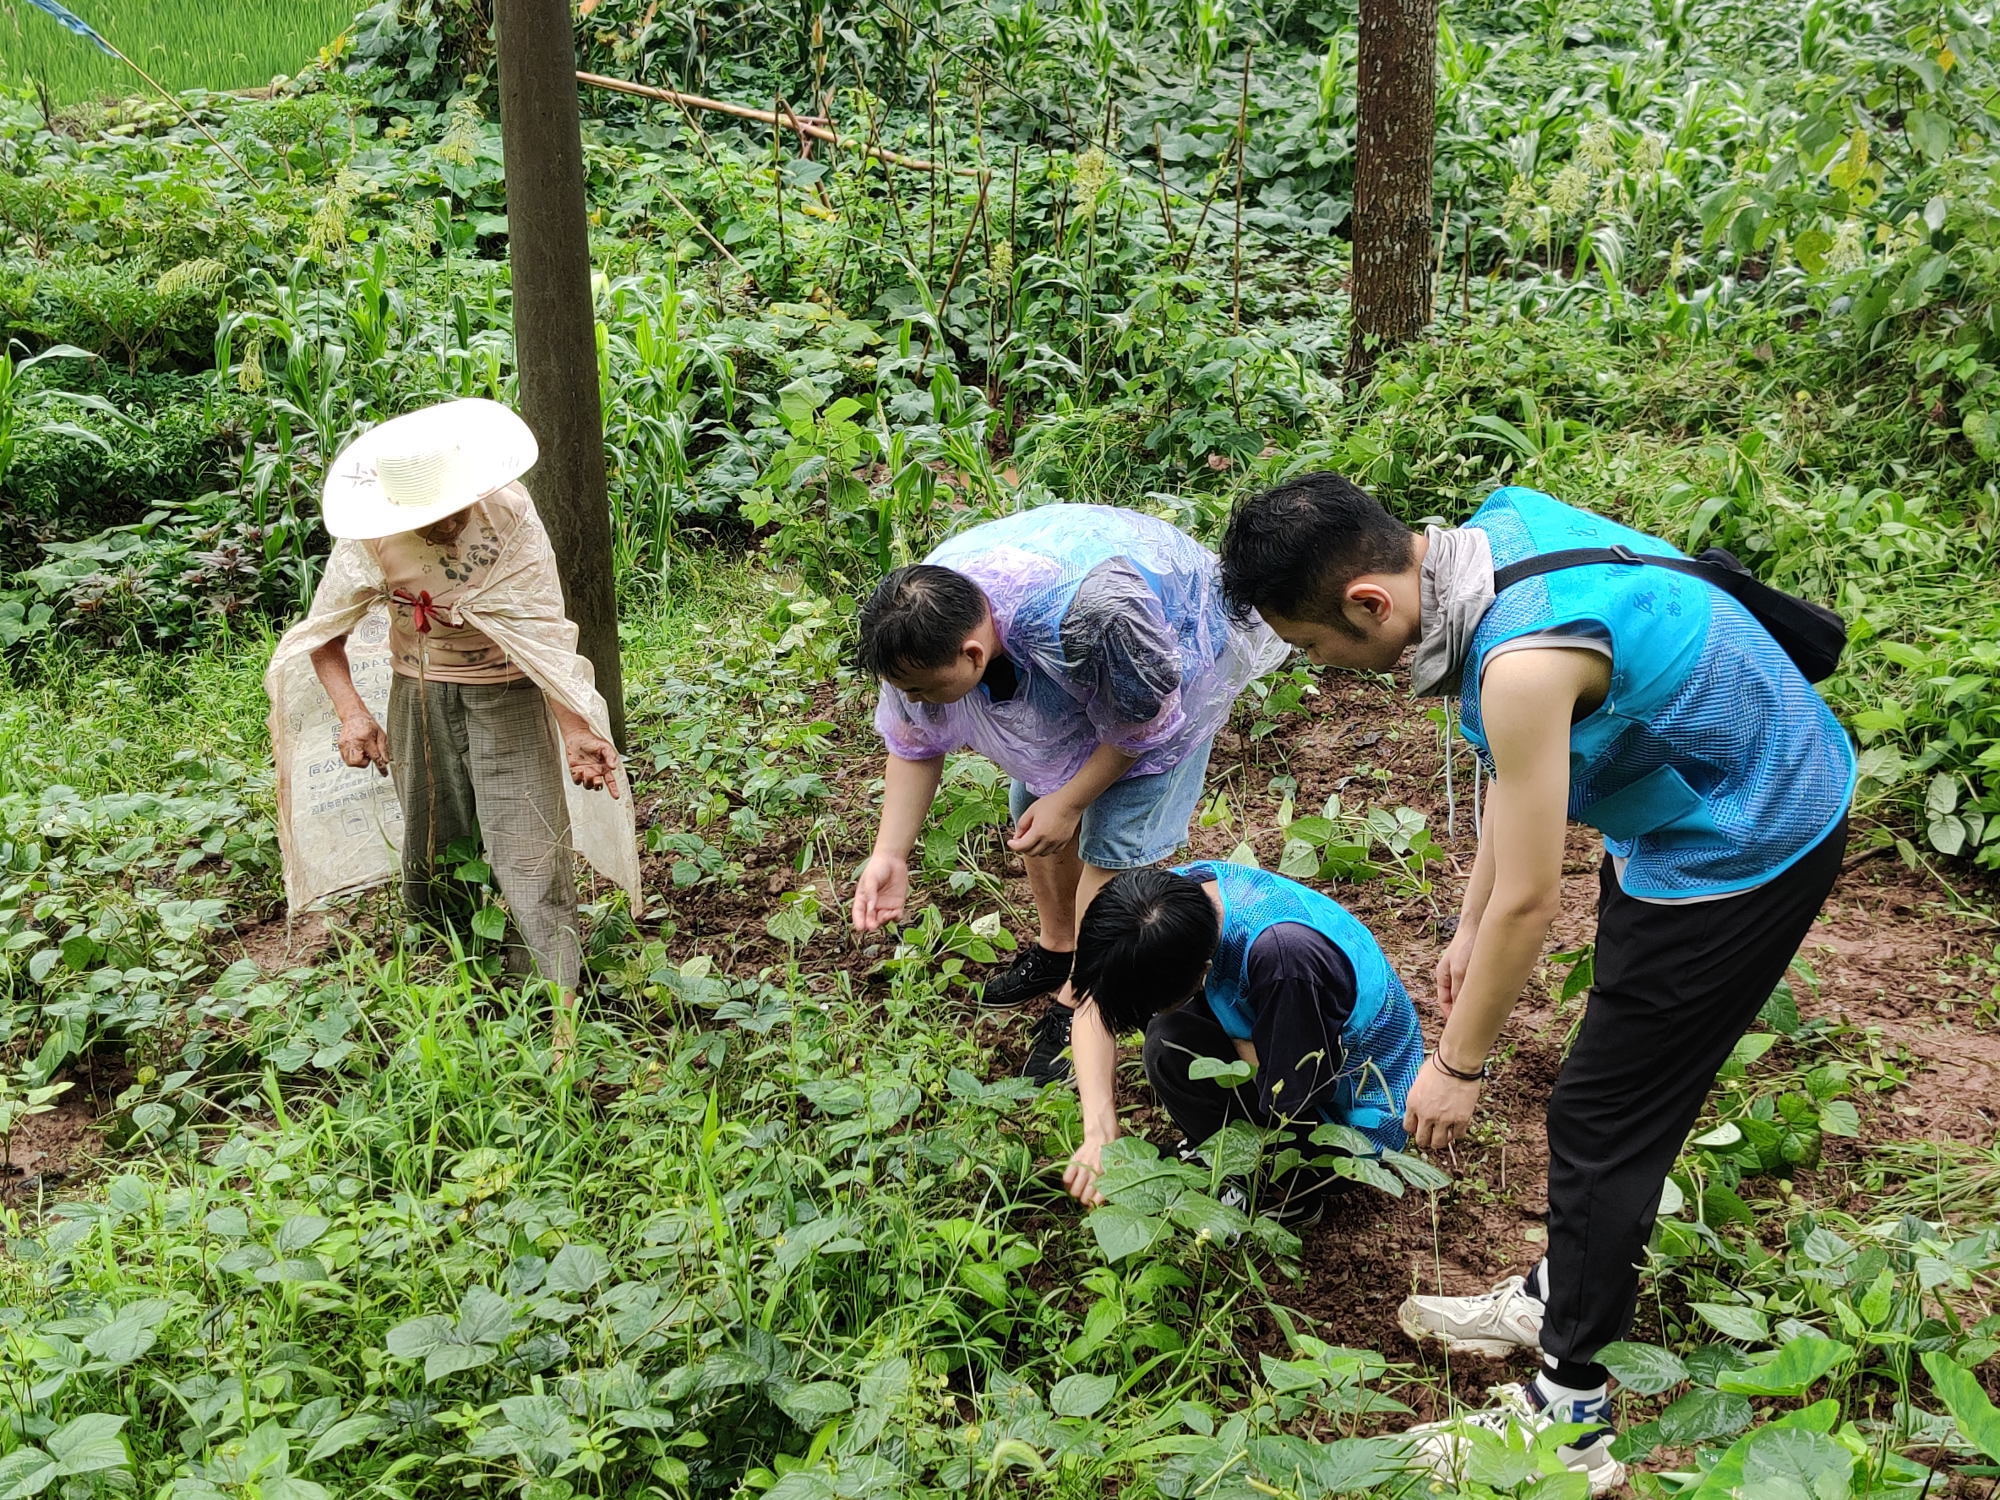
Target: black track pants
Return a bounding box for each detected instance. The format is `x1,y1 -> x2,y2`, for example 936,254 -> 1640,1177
1142,999 -> 1333,1191
1540,818 -> 1848,1370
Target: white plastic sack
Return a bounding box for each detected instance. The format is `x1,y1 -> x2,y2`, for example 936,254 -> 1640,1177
265,488 -> 641,914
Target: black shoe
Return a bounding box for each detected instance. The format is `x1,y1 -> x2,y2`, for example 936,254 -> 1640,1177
981,943 -> 1073,1010
1022,1002 -> 1074,1086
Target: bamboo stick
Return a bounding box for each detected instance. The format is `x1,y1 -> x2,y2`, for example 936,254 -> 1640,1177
576,71 -> 978,176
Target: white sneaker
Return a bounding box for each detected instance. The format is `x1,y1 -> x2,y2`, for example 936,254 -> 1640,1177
1406,1383 -> 1626,1497
1397,1273 -> 1545,1356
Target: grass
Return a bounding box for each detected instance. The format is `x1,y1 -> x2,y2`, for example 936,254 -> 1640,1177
0,0 -> 354,103
0,563 -> 1990,1499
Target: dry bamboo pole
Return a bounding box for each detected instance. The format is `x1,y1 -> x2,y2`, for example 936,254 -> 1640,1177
577,71 -> 980,176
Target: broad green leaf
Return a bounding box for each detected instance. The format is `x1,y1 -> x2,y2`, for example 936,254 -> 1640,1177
1596,1341 -> 1688,1397
1308,1123 -> 1378,1156
776,1381 -> 853,1425
860,1358 -> 911,1410
1167,1192 -> 1250,1243
1610,1421 -> 1662,1463
1187,1054 -> 1254,1087
1278,838 -> 1319,878
1259,1353 -> 1329,1395
1248,1435 -> 1412,1493
695,1349 -> 769,1392
1740,1426 -> 1855,1500
546,1244 -> 611,1296
1817,1101 -> 1859,1138
1330,1154 -> 1404,1196
275,1215 -> 330,1253
1523,1473 -> 1591,1500
1693,1302 -> 1770,1342
471,905 -> 507,942
765,901 -> 819,946
958,1261 -> 1009,1307
46,1413 -> 128,1475
1088,1204 -> 1166,1263
301,1414 -> 381,1466
1732,1032 -> 1778,1064
1683,1402 -> 1840,1500
1659,1387 -> 1753,1446
1859,1268 -> 1895,1326
764,1474 -> 837,1500
1462,1426 -> 1546,1490
0,1447 -> 56,1500
1921,1351 -> 2000,1462
1382,1150 -> 1451,1191
423,1343 -> 495,1383
385,1315 -> 455,1359
81,1313 -> 158,1367
457,1287 -> 515,1345
1051,1372 -> 1117,1418
1717,1337 -> 1853,1397
1801,1228 -> 1853,1266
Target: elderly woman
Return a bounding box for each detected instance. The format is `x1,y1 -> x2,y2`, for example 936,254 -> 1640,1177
266,399 -> 636,1039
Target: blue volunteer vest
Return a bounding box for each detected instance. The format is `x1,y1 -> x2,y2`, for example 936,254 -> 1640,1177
1176,860 -> 1423,1153
1457,487 -> 1855,898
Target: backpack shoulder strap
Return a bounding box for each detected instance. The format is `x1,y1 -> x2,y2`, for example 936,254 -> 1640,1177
1489,542 -> 1847,684
1489,543 -> 1722,593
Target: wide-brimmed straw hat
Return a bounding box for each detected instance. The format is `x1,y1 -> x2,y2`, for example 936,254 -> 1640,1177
321,399 -> 538,540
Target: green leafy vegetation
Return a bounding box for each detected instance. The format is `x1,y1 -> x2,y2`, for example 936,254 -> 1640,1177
0,0 -> 1993,1495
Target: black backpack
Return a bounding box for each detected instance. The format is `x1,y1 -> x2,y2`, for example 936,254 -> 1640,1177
1490,544 -> 1848,684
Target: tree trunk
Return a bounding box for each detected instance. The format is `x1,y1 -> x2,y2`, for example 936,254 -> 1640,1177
1347,0 -> 1438,386
495,0 -> 627,750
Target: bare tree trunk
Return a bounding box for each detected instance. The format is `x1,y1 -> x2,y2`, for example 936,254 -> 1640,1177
495,0 -> 627,750
1347,0 -> 1438,386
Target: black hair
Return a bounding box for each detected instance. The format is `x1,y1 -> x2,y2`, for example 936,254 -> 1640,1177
856,564 -> 988,680
1072,867 -> 1221,1034
1218,471 -> 1416,633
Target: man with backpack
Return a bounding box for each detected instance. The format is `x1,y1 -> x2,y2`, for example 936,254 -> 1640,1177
1217,475 -> 1853,1494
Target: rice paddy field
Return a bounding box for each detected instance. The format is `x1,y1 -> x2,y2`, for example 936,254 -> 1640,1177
0,0 -> 352,102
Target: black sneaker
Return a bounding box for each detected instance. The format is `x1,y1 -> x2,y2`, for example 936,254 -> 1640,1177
1021,1002 -> 1074,1086
981,943 -> 1073,1010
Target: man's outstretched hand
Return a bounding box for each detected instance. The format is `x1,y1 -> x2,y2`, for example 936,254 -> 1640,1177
1064,1135 -> 1110,1208
565,730 -> 622,798
337,713 -> 391,776
1403,1057 -> 1481,1151
851,853 -> 911,931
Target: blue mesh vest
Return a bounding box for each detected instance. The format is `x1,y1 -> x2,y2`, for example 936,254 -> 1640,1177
1176,861 -> 1424,1153
1457,487 -> 1855,898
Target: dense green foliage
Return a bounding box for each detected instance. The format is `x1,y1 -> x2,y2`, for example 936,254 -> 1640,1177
0,0 -> 1994,1496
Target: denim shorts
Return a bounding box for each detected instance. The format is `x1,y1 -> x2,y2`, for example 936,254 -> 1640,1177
1008,738 -> 1216,871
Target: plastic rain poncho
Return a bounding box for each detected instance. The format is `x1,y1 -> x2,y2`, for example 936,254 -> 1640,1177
264,488 -> 641,914
875,504 -> 1290,795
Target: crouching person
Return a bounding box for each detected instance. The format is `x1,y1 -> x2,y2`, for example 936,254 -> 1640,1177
1062,860 -> 1424,1229
266,399 -> 637,1049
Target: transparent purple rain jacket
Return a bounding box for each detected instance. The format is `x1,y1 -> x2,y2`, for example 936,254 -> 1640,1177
874,504 -> 1290,796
